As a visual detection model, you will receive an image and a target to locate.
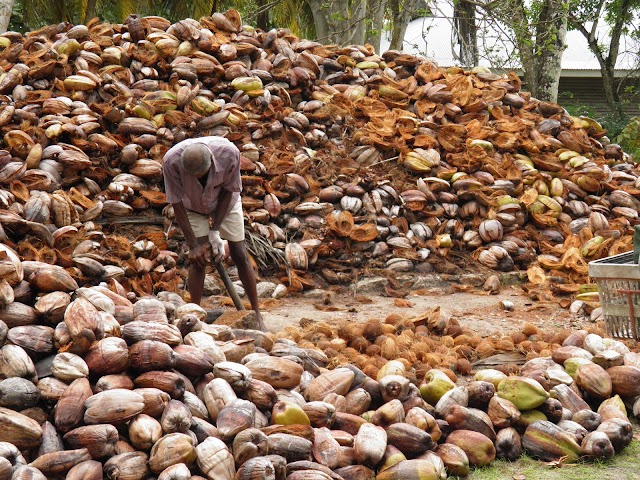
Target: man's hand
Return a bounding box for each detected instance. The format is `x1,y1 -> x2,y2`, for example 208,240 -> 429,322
208,230 -> 225,264
188,243 -> 209,267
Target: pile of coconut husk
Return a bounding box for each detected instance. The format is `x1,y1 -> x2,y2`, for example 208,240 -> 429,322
0,10 -> 636,300
0,282 -> 636,479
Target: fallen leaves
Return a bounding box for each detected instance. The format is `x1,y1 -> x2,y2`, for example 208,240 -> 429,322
393,298 -> 414,308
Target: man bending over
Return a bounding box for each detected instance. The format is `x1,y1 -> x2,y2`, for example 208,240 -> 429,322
163,136 -> 265,330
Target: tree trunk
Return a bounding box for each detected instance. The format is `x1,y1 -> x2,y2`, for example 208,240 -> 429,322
0,0 -> 13,33
530,0 -> 568,102
84,0 -> 97,23
580,47 -> 623,117
497,0 -> 566,102
605,4 -> 629,118
306,0 -> 332,43
601,68 -> 620,116
256,0 -> 269,31
23,0 -> 36,31
305,0 -> 368,46
587,0 -> 631,116
389,0 -> 420,51
454,0 -> 478,67
365,0 -> 385,53
502,0 -> 537,95
349,0 -> 368,45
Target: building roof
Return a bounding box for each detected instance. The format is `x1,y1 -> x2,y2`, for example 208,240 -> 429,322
380,1 -> 639,76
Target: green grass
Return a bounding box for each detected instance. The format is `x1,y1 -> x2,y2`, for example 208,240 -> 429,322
470,439 -> 640,480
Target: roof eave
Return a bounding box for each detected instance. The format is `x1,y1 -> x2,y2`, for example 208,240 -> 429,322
488,68 -> 638,78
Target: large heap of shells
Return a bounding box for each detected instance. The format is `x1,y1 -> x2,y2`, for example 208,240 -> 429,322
0,282 -> 635,479
0,10 -> 637,297
0,210 -> 638,480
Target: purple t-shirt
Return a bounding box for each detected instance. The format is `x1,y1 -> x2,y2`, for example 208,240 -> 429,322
162,136 -> 242,215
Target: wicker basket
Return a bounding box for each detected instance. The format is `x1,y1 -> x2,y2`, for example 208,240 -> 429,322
588,251 -> 640,339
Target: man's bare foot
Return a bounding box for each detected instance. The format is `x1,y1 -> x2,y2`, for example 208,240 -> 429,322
255,314 -> 267,331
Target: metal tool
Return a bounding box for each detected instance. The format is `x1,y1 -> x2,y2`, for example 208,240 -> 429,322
215,262 -> 246,311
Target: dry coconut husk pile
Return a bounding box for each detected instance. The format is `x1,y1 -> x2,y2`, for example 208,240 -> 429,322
0,9 -> 636,302
0,12 -> 638,478
0,288 -> 634,479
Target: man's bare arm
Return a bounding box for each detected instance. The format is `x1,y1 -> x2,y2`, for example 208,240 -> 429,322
172,202 -> 198,247
173,201 -> 209,267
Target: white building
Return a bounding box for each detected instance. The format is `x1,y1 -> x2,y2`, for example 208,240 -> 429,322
380,1 -> 639,114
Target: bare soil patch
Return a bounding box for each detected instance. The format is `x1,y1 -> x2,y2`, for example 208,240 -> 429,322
257,282 -> 578,337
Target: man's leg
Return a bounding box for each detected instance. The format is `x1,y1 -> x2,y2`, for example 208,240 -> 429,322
187,236 -> 209,305
228,240 -> 266,330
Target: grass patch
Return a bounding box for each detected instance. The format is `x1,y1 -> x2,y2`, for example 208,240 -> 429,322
470,439 -> 640,480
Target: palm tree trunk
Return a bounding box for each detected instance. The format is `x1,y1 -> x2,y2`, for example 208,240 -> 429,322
23,0 -> 36,30
0,0 -> 14,33
84,0 -> 97,23
256,0 -> 268,30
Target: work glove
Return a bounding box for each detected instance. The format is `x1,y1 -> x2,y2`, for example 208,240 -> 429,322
208,230 -> 225,264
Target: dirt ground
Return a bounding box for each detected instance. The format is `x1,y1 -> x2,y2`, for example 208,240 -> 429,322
257,281 -> 579,337
135,223 -> 588,338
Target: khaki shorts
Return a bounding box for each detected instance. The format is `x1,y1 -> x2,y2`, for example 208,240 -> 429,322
186,201 -> 245,242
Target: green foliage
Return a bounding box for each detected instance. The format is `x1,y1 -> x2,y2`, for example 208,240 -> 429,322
558,90 -> 635,139
561,100 -> 599,119
18,0 -> 84,30
615,116 -> 640,161
524,0 -> 542,23
563,104 -> 630,139
8,0 -> 296,36
603,111 -> 632,139
6,0 -> 318,43
472,437 -> 640,480
17,0 -> 151,30
413,6 -> 430,18
263,0 -> 315,40
8,0 -> 25,32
